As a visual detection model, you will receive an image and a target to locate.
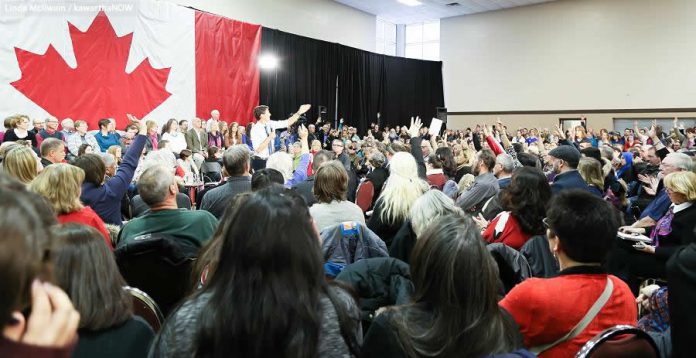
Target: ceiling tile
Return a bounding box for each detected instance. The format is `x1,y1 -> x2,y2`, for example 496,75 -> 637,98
334,0 -> 559,24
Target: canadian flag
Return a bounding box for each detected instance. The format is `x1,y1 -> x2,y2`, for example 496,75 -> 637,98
0,0 -> 261,129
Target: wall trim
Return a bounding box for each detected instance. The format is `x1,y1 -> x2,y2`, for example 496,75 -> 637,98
448,108 -> 696,116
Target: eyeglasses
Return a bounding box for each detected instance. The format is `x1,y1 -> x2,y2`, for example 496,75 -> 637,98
542,217 -> 551,230
332,144 -> 344,147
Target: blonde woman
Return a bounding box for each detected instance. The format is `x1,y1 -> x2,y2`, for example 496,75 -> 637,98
367,151 -> 429,247
577,157 -> 605,197
2,145 -> 40,184
29,163 -> 111,249
107,145 -> 123,165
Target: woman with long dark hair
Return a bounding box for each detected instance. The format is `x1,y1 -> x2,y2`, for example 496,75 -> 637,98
477,167 -> 551,250
50,224 -> 154,358
362,213 -> 523,357
151,185 -> 362,357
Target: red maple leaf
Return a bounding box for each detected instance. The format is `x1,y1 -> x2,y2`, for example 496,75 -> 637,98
11,11 -> 171,128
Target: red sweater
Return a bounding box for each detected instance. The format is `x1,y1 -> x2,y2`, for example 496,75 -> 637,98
58,207 -> 112,250
500,267 -> 637,357
483,212 -> 532,250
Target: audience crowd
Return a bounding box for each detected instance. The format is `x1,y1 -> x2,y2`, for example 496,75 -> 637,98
1,108 -> 696,357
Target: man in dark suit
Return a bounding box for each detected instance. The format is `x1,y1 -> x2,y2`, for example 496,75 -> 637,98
365,151 -> 388,206
292,150 -> 333,207
548,145 -> 592,195
185,117 -> 208,168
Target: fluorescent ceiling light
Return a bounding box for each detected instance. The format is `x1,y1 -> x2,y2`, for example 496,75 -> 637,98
397,0 -> 422,6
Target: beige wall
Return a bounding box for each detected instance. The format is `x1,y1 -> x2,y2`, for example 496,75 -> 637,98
447,112 -> 696,132
165,0 -> 376,52
441,0 -> 696,112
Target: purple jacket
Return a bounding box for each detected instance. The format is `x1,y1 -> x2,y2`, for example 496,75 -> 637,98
81,135 -> 146,225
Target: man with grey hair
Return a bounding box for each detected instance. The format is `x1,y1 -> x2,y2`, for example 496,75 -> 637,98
623,152 -> 693,231
118,165 -> 218,248
199,145 -> 252,219
494,153 -> 514,189
60,118 -> 76,143
39,137 -> 66,167
366,151 -> 388,205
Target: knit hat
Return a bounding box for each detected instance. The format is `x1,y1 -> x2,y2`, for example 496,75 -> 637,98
549,145 -> 581,168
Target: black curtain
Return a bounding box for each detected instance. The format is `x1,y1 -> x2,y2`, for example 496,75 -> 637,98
259,28 -> 338,124
260,27 -> 444,133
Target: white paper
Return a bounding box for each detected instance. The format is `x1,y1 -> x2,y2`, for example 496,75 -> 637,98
429,118 -> 443,136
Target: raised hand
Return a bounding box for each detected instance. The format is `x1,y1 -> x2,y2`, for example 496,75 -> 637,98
297,104 -> 311,115
554,123 -> 566,140
298,124 -> 308,139
408,116 -> 422,138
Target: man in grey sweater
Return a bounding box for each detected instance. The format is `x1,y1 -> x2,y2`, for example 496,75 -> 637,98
456,149 -> 500,212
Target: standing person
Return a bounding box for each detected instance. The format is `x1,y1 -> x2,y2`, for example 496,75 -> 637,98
150,186 -> 361,357
185,117 -> 207,167
67,120 -> 99,158
250,104 -> 311,170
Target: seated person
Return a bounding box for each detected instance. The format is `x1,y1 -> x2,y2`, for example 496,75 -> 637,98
611,171 -> 696,292
50,224 -> 154,358
199,145 -> 252,219
362,213 -> 524,357
130,192 -> 192,218
118,165 -> 218,248
149,185 -> 361,357
0,177 -> 80,357
500,190 -> 637,357
309,160 -> 365,231
200,146 -> 223,184
476,167 -> 551,250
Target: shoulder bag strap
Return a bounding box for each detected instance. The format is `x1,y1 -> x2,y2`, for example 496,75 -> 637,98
529,276 -> 614,355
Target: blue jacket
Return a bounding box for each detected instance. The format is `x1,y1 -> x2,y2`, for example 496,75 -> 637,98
550,170 -> 591,195
81,135 -> 147,225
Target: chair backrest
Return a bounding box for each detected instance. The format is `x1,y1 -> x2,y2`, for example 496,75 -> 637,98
321,222 -> 388,277
124,286 -> 164,332
575,325 -> 660,358
487,243 -> 532,294
355,180 -> 374,212
520,235 -> 560,278
115,234 -> 199,316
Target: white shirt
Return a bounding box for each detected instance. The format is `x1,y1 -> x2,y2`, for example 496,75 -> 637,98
672,201 -> 693,214
250,119 -> 288,159
162,132 -> 187,155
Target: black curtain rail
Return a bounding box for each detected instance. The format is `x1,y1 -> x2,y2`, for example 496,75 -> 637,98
259,27 -> 444,134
